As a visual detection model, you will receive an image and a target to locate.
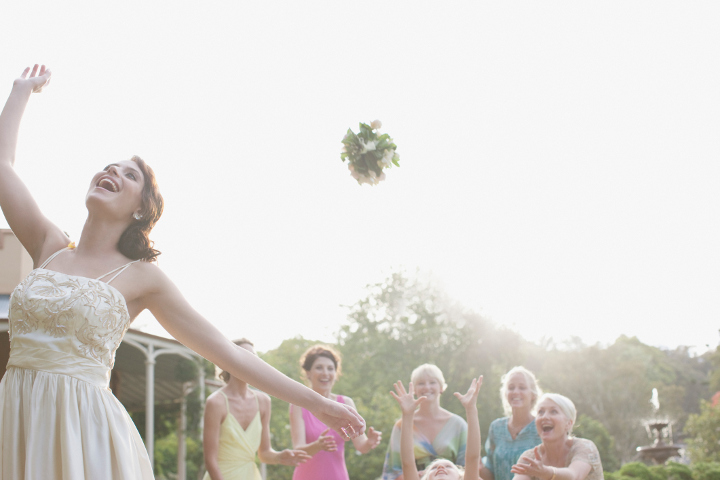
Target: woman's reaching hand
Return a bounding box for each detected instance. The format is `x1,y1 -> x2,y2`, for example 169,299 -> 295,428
391,381 -> 427,415
454,375 -> 483,410
14,65 -> 52,93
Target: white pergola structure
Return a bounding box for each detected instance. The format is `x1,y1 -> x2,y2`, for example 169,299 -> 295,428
118,330 -> 207,477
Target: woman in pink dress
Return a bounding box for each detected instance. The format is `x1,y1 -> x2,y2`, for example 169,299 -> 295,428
290,345 -> 382,480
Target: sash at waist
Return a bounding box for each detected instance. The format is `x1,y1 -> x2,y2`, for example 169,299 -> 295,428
7,345 -> 111,388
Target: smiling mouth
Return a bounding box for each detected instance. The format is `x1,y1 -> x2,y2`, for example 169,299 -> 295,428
97,178 -> 119,192
541,424 -> 554,433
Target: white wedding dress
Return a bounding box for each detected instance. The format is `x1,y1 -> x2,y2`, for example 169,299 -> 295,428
0,248 -> 154,479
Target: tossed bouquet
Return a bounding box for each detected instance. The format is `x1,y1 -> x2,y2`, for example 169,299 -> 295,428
341,120 -> 399,185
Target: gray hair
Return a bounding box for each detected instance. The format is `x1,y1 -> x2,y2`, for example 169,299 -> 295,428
538,393 -> 577,434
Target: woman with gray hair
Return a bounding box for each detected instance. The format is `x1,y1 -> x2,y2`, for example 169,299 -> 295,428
480,366 -> 543,480
511,394 -> 603,480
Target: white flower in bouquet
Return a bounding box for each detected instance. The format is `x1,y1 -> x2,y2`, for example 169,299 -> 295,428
370,119 -> 382,130
361,139 -> 376,153
380,148 -> 395,168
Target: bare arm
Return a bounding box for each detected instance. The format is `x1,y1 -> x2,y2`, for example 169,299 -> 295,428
289,402 -> 337,456
140,266 -> 365,437
344,396 -> 382,454
454,376 -> 483,480
202,394 -> 226,480
0,65 -> 67,263
511,447 -> 592,480
256,393 -> 310,466
480,461 -> 496,480
390,381 -> 426,480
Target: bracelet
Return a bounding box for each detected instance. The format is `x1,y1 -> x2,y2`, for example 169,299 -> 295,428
549,466 -> 557,480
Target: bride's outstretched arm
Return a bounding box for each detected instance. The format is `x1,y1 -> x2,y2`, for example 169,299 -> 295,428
0,65 -> 66,262
140,263 -> 366,437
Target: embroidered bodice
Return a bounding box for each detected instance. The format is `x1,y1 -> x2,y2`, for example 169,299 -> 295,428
7,254 -> 136,388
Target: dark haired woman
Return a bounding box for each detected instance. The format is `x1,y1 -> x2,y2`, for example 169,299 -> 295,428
203,339 -> 310,480
0,66 -> 365,480
289,345 -> 382,480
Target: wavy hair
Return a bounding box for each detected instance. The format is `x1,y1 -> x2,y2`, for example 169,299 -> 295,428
117,156 -> 164,262
500,366 -> 542,416
300,345 -> 342,379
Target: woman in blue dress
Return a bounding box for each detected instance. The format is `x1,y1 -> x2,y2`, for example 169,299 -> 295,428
480,367 -> 542,480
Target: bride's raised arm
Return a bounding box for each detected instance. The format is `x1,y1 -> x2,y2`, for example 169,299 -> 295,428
138,264 -> 366,438
0,65 -> 67,263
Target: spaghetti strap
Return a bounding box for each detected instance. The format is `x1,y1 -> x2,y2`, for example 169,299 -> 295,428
97,260 -> 141,284
219,390 -> 231,414
39,247 -> 70,269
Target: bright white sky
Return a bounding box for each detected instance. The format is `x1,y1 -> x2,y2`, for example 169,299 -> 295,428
2,2 -> 719,353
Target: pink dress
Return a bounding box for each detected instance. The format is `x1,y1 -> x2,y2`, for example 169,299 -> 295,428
292,395 -> 348,480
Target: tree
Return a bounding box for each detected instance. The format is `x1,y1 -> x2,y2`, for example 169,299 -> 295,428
336,271 -> 527,479
685,399 -> 720,463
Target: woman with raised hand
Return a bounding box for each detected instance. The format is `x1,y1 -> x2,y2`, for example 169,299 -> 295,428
203,339 -> 311,480
510,394 -> 603,480
0,65 -> 365,480
289,345 -> 382,480
480,367 -> 543,480
382,364 -> 468,480
390,376 -> 483,480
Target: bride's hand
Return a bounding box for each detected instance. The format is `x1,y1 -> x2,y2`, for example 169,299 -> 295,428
14,65 -> 52,93
313,399 -> 366,440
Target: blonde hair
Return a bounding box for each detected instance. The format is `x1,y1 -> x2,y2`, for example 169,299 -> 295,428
420,458 -> 465,480
537,393 -> 577,434
411,364 -> 447,392
218,338 -> 255,383
500,366 -> 542,416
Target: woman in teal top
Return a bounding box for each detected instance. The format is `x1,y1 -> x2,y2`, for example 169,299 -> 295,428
480,367 -> 542,480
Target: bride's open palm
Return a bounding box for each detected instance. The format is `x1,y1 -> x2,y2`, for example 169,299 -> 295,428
15,65 -> 52,93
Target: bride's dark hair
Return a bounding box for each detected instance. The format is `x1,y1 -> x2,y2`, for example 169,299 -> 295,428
117,156 -> 163,262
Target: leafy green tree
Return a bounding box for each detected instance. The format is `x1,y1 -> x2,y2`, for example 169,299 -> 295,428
685,400 -> 720,463
336,271 -> 527,479
532,336 -> 708,463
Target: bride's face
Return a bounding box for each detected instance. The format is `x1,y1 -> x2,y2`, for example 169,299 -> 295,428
86,160 -> 145,220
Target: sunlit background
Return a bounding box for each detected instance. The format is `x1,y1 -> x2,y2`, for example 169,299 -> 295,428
2,1 -> 719,352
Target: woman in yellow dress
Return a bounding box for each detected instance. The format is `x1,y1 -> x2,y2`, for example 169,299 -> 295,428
203,339 -> 311,480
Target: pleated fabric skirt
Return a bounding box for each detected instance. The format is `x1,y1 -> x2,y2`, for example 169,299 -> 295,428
0,366 -> 154,479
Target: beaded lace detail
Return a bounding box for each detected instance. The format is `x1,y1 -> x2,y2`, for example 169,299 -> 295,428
9,269 -> 131,368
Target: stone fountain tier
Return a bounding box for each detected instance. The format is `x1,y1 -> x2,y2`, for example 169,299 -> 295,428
636,421 -> 681,465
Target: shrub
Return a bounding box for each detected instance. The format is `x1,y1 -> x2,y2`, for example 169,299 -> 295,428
620,462 -> 654,480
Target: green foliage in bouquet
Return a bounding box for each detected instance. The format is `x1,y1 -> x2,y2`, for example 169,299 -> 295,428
341,120 -> 399,185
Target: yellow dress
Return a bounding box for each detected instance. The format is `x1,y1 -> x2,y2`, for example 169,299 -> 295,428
203,390 -> 262,480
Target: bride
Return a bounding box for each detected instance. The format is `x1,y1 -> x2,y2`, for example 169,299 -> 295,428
0,65 -> 365,480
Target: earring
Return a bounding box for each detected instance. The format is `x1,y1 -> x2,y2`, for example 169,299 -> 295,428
133,212 -> 143,220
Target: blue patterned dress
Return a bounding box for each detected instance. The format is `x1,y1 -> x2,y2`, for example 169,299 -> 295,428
484,417 -> 541,480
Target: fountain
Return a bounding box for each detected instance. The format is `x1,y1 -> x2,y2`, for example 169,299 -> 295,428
636,389 -> 681,464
